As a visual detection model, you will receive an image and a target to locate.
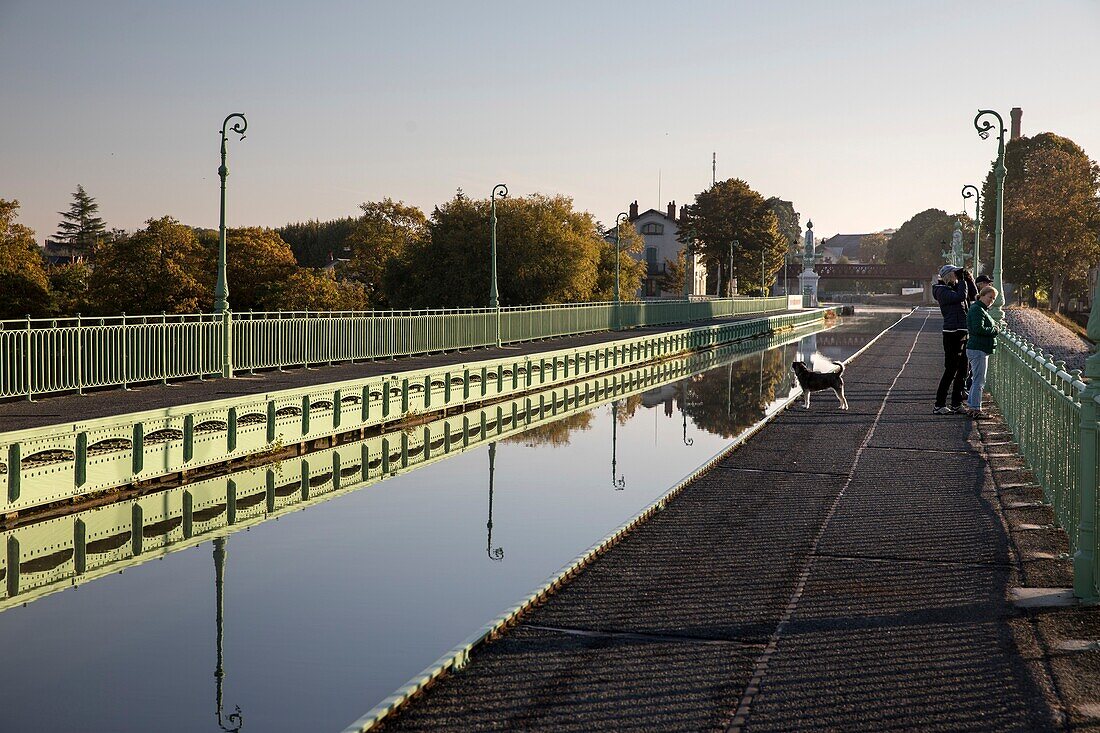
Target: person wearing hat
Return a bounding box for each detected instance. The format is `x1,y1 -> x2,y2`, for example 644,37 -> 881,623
965,285 -> 1000,419
932,264 -> 976,414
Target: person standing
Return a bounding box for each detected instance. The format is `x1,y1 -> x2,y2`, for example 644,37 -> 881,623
965,286 -> 1000,419
932,265 -> 974,414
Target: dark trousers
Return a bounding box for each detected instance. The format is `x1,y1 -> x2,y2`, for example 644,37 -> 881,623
936,331 -> 969,407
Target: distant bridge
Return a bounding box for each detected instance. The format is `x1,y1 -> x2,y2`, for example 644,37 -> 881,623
782,263 -> 931,280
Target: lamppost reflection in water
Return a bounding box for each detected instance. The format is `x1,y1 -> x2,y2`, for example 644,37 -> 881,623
611,401 -> 626,490
213,537 -> 243,732
679,380 -> 694,446
486,443 -> 504,561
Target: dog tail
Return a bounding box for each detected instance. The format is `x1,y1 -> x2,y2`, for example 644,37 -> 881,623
835,360 -> 845,374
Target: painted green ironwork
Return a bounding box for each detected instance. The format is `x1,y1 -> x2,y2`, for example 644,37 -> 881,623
974,109 -> 1007,320
0,297 -> 788,400
961,184 -> 981,275
987,325 -> 1098,600
0,317 -> 822,611
0,308 -> 819,515
216,114 -> 247,380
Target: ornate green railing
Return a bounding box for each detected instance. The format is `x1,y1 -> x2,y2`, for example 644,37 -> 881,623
987,326 -> 1098,600
0,297 -> 788,400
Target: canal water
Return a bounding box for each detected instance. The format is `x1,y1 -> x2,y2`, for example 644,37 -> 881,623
0,308 -> 904,732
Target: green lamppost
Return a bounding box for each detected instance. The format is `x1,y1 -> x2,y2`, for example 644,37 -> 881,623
490,183 -> 508,347
216,113 -> 247,378
613,211 -> 628,330
729,239 -> 739,297
961,184 -> 982,276
974,109 -> 1007,320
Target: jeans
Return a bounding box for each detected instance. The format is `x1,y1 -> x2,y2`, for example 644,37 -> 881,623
966,349 -> 989,411
936,331 -> 969,407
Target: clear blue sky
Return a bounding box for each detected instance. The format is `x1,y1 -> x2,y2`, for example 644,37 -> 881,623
2,0 -> 1098,242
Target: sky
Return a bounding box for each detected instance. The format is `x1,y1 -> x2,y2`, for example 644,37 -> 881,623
1,0 -> 1098,243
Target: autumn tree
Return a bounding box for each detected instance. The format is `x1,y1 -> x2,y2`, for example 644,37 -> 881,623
343,199 -> 428,307
593,220 -> 646,301
982,132 -> 1100,312
385,192 -> 608,308
266,269 -> 371,311
90,216 -> 207,314
658,250 -> 686,295
885,209 -> 974,272
195,227 -> 298,311
276,217 -> 357,267
0,199 -> 51,318
678,179 -> 787,296
766,197 -> 802,255
47,262 -> 93,315
858,232 -> 889,264
54,185 -> 107,258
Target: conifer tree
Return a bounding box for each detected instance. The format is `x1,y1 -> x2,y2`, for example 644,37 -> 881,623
55,185 -> 107,257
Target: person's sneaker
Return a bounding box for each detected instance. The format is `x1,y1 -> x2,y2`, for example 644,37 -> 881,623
951,405 -> 970,414
967,409 -> 992,420
932,406 -> 954,415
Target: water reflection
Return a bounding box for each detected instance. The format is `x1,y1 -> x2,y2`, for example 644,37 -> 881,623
0,309 -> 906,733
611,401 -> 626,491
213,538 -> 243,732
486,444 -> 504,562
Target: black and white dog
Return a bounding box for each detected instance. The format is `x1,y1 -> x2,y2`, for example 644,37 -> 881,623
791,360 -> 848,410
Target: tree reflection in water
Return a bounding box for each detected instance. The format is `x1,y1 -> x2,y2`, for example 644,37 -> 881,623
679,344 -> 794,438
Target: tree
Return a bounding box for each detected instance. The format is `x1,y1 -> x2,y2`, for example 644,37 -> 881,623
982,132 -> 1100,312
766,197 -> 802,255
885,209 -> 973,272
658,250 -> 686,295
90,216 -> 207,314
195,227 -> 298,311
678,179 -> 787,296
54,185 -> 107,258
593,220 -> 646,301
47,262 -> 92,315
385,192 -> 608,308
859,232 -> 889,264
276,217 -> 357,267
0,199 -> 51,318
266,269 -> 371,311
343,199 -> 428,308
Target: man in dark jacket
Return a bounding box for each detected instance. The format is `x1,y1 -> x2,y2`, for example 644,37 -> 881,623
932,264 -> 976,414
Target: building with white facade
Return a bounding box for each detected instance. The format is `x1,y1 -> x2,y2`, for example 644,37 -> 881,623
622,201 -> 707,298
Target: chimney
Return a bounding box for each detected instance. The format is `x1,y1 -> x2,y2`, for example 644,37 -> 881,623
629,200 -> 639,219
1010,107 -> 1022,140
678,204 -> 687,221
667,201 -> 675,220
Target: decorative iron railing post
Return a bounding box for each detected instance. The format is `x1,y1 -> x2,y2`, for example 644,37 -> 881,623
961,184 -> 982,275
216,113 -> 247,378
974,109 -> 1007,321
24,315 -> 33,401
1075,285 -> 1100,600
490,183 -> 508,348
75,313 -> 83,395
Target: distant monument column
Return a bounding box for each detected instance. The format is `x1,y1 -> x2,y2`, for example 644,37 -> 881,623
799,220 -> 819,307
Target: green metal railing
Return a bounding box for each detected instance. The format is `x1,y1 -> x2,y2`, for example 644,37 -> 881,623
987,326 -> 1098,600
1,298 -> 788,400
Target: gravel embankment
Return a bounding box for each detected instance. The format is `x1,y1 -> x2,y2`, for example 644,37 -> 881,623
1003,308 -> 1092,374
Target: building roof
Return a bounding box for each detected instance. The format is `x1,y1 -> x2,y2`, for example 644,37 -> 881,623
630,208 -> 678,224
820,234 -> 865,259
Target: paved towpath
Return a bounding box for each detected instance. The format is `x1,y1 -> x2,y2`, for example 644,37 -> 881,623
0,313 -> 789,433
367,309 -> 1089,732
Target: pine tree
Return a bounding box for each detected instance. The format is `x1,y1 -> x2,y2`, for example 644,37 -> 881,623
55,185 -> 107,257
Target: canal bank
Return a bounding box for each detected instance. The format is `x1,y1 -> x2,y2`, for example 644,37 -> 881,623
350,310 -> 1082,732
1,309 -> 831,518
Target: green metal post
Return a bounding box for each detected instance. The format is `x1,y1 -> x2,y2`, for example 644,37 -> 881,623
974,110 -> 1006,321
490,183 -> 508,348
614,212 -> 628,331
1075,284 -> 1100,600
962,184 -> 982,276
216,113 -> 247,379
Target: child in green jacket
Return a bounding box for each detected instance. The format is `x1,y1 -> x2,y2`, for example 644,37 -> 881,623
965,286 -> 999,418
